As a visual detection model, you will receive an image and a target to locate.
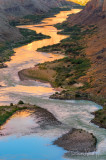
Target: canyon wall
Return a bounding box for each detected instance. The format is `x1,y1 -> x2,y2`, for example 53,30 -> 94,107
0,0 -> 69,17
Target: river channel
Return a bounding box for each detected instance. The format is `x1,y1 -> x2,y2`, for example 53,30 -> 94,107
0,9 -> 106,160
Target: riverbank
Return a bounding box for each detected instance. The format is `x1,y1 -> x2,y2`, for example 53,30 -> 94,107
19,23 -> 106,129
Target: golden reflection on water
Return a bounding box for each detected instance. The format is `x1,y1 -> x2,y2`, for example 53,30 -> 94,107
13,9 -> 81,65
8,9 -> 81,65
0,110 -> 35,132
1,85 -> 55,95
11,110 -> 33,118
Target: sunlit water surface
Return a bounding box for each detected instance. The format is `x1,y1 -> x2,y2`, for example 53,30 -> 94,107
0,9 -> 106,160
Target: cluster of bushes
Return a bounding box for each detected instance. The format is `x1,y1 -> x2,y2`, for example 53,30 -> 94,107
51,56 -> 90,87
0,42 -> 15,63
38,24 -> 96,57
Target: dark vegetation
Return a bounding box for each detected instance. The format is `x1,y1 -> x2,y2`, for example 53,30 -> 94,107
91,105 -> 106,129
37,24 -> 96,88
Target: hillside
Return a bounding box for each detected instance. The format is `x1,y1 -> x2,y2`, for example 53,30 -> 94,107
0,0 -> 71,18
0,8 -> 22,43
67,0 -> 106,97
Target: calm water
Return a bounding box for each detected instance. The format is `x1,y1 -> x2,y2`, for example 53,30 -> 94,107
0,9 -> 106,160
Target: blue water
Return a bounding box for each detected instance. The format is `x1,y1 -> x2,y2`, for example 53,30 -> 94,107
0,136 -> 66,160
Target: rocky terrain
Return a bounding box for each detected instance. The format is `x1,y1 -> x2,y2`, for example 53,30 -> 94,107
54,128 -> 97,153
0,8 -> 22,42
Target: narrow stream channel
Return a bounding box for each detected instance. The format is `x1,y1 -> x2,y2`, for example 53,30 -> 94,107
0,9 -> 106,160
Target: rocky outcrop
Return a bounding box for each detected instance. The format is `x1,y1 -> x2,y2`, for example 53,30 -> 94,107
54,128 -> 97,153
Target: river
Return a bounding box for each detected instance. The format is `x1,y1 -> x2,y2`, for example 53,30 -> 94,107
0,9 -> 106,160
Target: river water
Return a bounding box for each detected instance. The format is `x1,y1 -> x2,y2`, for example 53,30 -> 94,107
0,9 -> 106,160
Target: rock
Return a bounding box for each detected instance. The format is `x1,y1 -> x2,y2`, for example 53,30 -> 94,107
54,128 -> 97,153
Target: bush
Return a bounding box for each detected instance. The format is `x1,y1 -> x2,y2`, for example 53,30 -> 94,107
18,100 -> 24,105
